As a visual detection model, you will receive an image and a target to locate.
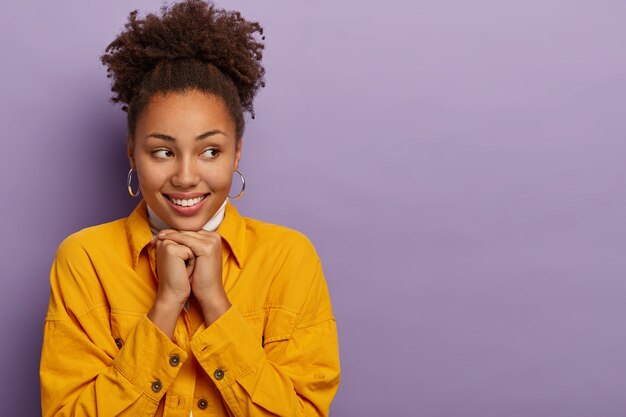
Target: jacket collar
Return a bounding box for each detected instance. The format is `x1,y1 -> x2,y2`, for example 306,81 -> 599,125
216,200 -> 247,268
125,199 -> 247,270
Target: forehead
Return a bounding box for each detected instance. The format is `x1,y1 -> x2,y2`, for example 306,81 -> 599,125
136,90 -> 236,137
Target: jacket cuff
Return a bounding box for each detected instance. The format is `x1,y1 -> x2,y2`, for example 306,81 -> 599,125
112,315 -> 188,402
190,305 -> 265,387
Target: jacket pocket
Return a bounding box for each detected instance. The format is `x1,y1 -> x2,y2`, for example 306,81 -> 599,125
110,310 -> 144,352
261,307 -> 297,361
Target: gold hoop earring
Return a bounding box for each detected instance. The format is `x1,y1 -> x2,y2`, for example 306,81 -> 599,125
228,169 -> 246,199
127,168 -> 141,198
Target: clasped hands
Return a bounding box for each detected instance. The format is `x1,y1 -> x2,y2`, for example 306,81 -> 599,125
148,229 -> 231,336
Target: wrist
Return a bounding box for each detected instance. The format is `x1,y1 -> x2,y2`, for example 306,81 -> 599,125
155,291 -> 188,310
148,298 -> 185,339
198,292 -> 231,326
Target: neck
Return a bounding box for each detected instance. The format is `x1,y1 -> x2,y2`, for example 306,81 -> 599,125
147,198 -> 228,234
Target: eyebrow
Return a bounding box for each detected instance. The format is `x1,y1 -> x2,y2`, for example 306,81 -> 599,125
145,130 -> 226,142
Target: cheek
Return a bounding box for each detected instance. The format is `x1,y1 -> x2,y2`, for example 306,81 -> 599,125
136,164 -> 166,190
204,166 -> 233,190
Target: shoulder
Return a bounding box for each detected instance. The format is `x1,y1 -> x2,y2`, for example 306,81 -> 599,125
54,218 -> 128,264
49,218 -> 129,317
240,216 -> 333,321
242,216 -> 320,263
240,215 -> 324,292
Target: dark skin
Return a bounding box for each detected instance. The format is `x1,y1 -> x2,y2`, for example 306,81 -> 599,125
128,90 -> 242,339
150,229 -> 231,338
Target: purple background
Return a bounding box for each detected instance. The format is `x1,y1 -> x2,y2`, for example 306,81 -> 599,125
1,1 -> 626,415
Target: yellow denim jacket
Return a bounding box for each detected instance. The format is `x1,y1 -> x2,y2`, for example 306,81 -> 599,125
40,200 -> 340,417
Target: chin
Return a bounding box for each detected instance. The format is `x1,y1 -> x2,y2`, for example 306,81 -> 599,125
152,192 -> 219,231
168,217 -> 209,232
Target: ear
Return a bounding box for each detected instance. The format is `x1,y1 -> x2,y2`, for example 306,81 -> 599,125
234,138 -> 243,171
126,135 -> 135,169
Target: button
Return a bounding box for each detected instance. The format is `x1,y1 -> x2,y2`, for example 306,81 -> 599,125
213,368 -> 225,380
197,399 -> 208,409
114,338 -> 123,349
169,354 -> 180,367
151,380 -> 162,393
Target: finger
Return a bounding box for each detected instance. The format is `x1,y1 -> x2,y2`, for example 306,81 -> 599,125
157,238 -> 196,261
186,256 -> 196,276
158,229 -> 177,235
193,229 -> 221,237
151,229 -> 176,247
158,231 -> 220,256
168,230 -> 221,239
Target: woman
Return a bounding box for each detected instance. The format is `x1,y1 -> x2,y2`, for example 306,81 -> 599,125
39,1 -> 340,416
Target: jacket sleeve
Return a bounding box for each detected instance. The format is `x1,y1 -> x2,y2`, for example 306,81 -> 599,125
190,252 -> 341,417
40,237 -> 187,417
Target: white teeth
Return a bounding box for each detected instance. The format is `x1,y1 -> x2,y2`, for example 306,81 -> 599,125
169,195 -> 205,207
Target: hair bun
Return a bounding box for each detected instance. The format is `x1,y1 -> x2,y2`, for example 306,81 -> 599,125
101,0 -> 265,115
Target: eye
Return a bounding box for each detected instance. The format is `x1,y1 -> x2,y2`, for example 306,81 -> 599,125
152,149 -> 173,159
201,148 -> 220,158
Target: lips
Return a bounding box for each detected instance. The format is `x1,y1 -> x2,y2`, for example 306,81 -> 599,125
167,195 -> 206,207
163,193 -> 210,216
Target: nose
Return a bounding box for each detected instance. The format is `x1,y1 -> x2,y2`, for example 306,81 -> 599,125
171,157 -> 200,189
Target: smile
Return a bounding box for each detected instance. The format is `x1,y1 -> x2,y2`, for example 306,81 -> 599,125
167,195 -> 206,207
163,193 -> 210,216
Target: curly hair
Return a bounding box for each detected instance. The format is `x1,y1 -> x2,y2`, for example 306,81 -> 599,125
100,0 -> 265,142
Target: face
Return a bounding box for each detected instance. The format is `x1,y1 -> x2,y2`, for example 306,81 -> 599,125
129,89 -> 242,231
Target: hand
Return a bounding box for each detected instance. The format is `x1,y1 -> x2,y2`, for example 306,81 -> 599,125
153,230 -> 195,307
147,231 -> 195,338
157,230 -> 231,325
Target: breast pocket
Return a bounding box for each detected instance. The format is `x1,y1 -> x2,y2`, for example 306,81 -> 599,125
110,310 -> 144,353
260,308 -> 297,361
